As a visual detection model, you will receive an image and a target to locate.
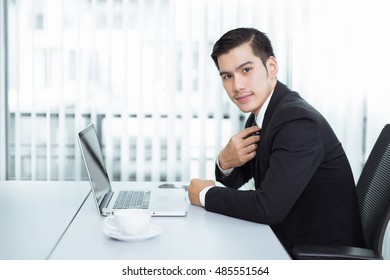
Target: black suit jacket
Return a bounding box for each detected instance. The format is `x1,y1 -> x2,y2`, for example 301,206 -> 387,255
208,81 -> 365,257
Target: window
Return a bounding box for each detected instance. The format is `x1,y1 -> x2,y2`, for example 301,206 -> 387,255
3,0 -> 249,181
2,0 -> 390,184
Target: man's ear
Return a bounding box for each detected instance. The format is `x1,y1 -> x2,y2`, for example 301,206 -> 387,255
266,56 -> 278,78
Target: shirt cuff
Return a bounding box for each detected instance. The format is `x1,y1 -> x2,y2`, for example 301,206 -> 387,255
216,156 -> 234,177
199,186 -> 214,207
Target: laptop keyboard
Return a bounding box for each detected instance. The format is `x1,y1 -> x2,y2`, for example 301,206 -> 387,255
113,190 -> 151,209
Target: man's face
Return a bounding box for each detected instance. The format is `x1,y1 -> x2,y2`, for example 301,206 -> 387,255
217,42 -> 278,115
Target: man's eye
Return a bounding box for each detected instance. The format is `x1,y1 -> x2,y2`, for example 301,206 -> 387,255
222,74 -> 232,80
243,67 -> 251,73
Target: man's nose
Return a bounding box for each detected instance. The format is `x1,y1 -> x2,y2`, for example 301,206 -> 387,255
233,75 -> 246,92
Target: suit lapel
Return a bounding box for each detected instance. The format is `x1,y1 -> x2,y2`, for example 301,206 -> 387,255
243,81 -> 291,187
255,81 -> 290,186
261,81 -> 289,133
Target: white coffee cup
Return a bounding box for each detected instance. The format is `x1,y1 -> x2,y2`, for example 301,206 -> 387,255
104,209 -> 151,235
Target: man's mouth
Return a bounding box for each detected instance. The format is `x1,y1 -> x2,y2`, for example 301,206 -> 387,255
236,93 -> 253,103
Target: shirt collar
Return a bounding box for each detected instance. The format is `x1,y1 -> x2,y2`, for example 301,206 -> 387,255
255,90 -> 274,127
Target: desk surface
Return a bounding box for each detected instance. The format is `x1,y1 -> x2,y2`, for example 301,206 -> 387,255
50,182 -> 290,260
0,181 -> 91,260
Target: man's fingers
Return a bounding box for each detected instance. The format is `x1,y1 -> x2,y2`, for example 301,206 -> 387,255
244,127 -> 260,135
243,143 -> 258,154
243,135 -> 260,146
240,125 -> 261,138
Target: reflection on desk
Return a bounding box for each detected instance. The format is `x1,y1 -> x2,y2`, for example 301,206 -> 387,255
49,182 -> 290,260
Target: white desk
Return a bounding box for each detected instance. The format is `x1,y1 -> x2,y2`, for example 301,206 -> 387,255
50,182 -> 290,260
0,181 -> 91,260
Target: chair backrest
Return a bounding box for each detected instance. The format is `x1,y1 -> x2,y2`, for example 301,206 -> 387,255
356,124 -> 390,254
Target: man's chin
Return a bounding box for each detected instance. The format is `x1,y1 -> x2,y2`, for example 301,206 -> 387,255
237,105 -> 258,115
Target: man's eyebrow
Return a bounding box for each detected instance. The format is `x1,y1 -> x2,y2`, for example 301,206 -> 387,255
219,61 -> 254,76
219,70 -> 231,77
237,61 -> 254,70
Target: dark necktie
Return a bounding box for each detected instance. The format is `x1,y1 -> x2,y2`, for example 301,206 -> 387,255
251,115 -> 261,186
252,116 -> 260,136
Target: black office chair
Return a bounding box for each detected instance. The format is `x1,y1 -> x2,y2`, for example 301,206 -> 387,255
293,124 -> 390,260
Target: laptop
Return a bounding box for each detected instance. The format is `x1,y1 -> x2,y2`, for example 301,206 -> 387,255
77,123 -> 188,216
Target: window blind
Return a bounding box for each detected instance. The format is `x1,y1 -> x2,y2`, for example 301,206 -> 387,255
5,0 -> 249,182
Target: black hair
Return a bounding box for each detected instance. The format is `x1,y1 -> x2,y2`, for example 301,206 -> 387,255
211,27 -> 275,69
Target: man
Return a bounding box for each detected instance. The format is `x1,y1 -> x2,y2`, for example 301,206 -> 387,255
188,27 -> 365,257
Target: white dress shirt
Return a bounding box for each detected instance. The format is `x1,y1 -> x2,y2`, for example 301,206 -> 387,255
199,91 -> 274,207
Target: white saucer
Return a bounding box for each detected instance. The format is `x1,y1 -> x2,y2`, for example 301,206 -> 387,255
103,223 -> 162,241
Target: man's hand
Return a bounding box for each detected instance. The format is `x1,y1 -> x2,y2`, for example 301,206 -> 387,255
188,178 -> 215,207
218,125 -> 260,170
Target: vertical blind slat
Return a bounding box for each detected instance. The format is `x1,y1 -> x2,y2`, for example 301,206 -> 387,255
151,0 -> 162,182
30,0 -> 37,180
120,0 -> 130,181
14,0 -> 21,180
0,0 -> 6,180
74,0 -> 82,181
58,0 -> 65,181
197,0 -> 207,179
90,0 -> 98,137
135,0 -> 145,181
105,0 -> 114,180
166,0 -> 176,181
181,0 -> 192,181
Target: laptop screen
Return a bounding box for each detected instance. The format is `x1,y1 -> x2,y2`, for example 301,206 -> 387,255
78,124 -> 111,207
